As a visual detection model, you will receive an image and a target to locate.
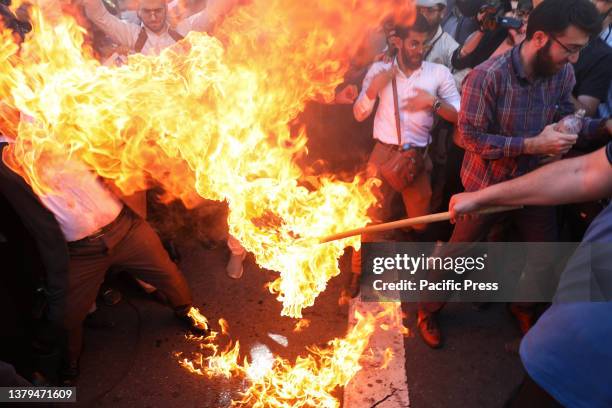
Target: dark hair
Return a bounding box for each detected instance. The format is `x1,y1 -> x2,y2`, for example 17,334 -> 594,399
517,0 -> 533,12
526,0 -> 602,40
395,13 -> 430,39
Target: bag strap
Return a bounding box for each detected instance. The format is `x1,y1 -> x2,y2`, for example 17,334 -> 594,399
391,76 -> 402,146
134,27 -> 148,53
134,27 -> 184,53
423,29 -> 444,60
168,28 -> 184,43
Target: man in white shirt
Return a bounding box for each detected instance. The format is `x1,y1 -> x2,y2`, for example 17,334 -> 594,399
83,0 -> 247,278
82,0 -> 234,55
0,132 -> 202,384
350,15 -> 460,286
417,0 -> 463,77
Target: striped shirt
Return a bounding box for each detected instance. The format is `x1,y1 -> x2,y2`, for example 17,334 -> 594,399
458,44 -> 608,192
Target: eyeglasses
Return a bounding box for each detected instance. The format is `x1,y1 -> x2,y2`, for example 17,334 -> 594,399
549,35 -> 588,55
405,41 -> 429,51
140,7 -> 165,17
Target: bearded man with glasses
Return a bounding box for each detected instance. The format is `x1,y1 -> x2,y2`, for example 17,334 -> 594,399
416,0 -> 612,349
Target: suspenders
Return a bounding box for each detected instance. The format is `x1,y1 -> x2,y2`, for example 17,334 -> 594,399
133,27 -> 184,53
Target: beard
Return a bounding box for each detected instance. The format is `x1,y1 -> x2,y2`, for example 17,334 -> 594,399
401,50 -> 423,70
428,16 -> 442,31
533,40 -> 561,78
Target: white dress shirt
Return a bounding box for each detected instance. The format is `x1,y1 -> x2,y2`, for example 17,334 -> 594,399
354,59 -> 461,147
1,136 -> 122,242
425,26 -> 458,69
425,26 -> 470,90
83,0 -> 216,56
36,157 -> 124,242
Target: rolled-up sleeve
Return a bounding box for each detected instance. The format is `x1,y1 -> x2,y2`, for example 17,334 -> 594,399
437,66 -> 460,112
353,63 -> 383,122
83,0 -> 139,49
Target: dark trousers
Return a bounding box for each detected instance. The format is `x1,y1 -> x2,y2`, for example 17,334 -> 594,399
419,205 -> 557,313
62,207 -> 192,363
351,141 -> 433,274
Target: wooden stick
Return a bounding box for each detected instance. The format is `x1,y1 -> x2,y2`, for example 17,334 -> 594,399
319,206 -> 522,244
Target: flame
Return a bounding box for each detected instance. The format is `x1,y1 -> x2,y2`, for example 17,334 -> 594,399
1,0 -> 413,319
293,318 -> 310,333
219,318 -> 230,336
187,306 -> 210,331
182,304 -> 405,407
379,347 -> 394,370
1,0 -> 415,405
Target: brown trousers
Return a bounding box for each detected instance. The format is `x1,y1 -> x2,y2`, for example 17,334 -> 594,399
62,207 -> 192,362
352,141 -> 433,274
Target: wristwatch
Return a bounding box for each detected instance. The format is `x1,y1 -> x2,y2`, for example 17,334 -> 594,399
432,98 -> 442,112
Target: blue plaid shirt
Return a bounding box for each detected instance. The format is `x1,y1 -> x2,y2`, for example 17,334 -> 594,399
458,44 -> 608,192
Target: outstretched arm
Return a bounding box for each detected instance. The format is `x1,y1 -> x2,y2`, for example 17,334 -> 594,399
82,0 -> 139,49
450,145 -> 612,221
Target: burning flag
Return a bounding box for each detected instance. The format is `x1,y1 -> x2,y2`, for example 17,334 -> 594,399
1,0 -> 413,317
1,0 -> 415,405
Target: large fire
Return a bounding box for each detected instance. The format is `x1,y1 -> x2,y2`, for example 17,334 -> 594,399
1,0 -> 413,405
180,304 -> 406,407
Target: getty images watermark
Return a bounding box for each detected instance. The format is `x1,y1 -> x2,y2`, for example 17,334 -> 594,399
371,251 -> 494,292
359,242 -> 610,303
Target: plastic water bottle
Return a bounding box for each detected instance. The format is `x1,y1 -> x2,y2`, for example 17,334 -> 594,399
555,109 -> 586,134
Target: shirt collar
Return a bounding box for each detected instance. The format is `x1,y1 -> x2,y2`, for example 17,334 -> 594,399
427,26 -> 444,46
393,57 -> 423,79
511,42 -> 529,83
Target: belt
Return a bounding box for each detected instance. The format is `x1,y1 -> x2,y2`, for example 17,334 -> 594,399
69,205 -> 130,245
377,140 -> 428,152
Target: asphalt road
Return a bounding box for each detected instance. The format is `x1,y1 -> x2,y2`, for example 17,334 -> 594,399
402,302 -> 525,408
69,241 -> 352,408
70,237 -> 526,408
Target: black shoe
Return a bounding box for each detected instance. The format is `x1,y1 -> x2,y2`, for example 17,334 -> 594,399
417,309 -> 443,349
59,361 -> 79,386
174,306 -> 210,336
101,287 -> 122,306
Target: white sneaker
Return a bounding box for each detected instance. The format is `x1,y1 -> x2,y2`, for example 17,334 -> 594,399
226,253 -> 246,279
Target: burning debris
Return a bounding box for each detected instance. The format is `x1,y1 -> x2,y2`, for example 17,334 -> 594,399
181,304 -> 406,407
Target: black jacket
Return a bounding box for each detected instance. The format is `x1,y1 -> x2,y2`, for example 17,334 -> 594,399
0,142 -> 69,323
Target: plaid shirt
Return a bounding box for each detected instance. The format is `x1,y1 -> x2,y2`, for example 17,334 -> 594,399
458,44 -> 607,192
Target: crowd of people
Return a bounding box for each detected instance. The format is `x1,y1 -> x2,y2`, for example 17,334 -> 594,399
1,0 -> 611,405
335,0 -> 611,404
